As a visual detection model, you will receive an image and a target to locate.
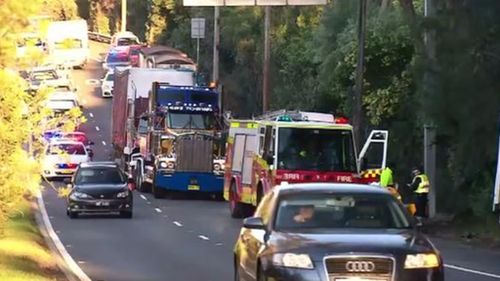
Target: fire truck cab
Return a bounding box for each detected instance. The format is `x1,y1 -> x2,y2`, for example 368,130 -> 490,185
223,110 -> 388,218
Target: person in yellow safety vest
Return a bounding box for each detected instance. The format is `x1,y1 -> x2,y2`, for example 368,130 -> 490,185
380,165 -> 394,188
408,167 -> 430,218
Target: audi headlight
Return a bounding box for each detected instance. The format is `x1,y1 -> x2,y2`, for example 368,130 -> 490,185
71,192 -> 93,200
167,161 -> 175,169
404,253 -> 440,269
116,190 -> 129,198
272,253 -> 314,269
159,161 -> 168,168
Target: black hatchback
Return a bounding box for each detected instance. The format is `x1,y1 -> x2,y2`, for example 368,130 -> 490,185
234,183 -> 444,281
65,162 -> 133,218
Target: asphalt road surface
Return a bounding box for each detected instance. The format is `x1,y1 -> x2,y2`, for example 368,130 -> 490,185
41,41 -> 500,281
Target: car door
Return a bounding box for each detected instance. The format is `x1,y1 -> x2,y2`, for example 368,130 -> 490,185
358,130 -> 389,183
239,192 -> 274,280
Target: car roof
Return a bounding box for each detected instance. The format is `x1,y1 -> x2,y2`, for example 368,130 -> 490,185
79,161 -> 119,168
275,183 -> 392,196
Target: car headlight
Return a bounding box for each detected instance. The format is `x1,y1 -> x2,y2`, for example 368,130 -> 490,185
213,163 -> 221,171
167,161 -> 175,169
159,161 -> 168,168
116,190 -> 129,198
71,192 -> 93,200
404,253 -> 440,269
272,253 -> 314,269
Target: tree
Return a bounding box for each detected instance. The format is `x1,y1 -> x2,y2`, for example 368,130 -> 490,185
42,0 -> 79,20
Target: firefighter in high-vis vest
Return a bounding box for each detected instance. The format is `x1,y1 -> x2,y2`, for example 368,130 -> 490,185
408,167 -> 430,217
379,163 -> 403,201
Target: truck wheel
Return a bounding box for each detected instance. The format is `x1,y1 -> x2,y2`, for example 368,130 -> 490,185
229,181 -> 246,219
152,173 -> 164,199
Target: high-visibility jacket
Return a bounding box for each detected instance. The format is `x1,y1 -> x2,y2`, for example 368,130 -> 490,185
380,167 -> 394,188
414,174 -> 430,194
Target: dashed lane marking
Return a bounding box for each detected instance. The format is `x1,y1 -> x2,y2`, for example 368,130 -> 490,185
140,195 -> 147,200
215,243 -> 223,246
154,208 -> 162,213
89,112 -> 94,118
102,141 -> 106,146
173,221 -> 183,227
95,126 -> 100,131
445,264 -> 500,279
198,235 -> 210,241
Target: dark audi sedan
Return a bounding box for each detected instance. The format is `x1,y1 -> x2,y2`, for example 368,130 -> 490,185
234,183 -> 444,281
66,162 -> 133,218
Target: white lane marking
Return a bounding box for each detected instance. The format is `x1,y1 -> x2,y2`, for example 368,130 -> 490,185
95,126 -> 100,131
140,195 -> 147,201
77,261 -> 86,264
65,244 -> 72,248
198,235 -> 210,241
173,221 -> 183,227
102,141 -> 106,146
89,112 -> 94,118
215,243 -> 223,246
154,208 -> 162,213
36,191 -> 92,281
147,201 -> 151,205
445,264 -> 500,279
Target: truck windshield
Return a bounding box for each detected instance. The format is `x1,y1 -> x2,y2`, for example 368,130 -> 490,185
277,128 -> 357,172
168,112 -> 215,130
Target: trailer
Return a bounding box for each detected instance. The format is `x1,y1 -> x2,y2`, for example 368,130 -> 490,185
46,20 -> 89,68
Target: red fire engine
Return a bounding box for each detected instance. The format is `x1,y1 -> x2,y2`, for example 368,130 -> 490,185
223,110 -> 389,218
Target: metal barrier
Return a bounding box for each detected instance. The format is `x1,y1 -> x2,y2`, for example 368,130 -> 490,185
88,31 -> 111,44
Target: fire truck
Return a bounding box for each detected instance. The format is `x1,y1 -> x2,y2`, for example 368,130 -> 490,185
223,110 -> 389,218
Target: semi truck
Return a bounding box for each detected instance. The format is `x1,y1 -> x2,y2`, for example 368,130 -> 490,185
132,82 -> 225,198
46,19 -> 89,68
112,67 -> 195,160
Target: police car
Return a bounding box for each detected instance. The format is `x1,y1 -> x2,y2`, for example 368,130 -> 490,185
42,139 -> 93,180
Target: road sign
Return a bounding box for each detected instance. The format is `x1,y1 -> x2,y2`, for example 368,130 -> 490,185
183,0 -> 327,6
191,18 -> 205,39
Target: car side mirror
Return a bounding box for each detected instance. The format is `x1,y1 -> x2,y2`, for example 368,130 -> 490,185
63,178 -> 72,184
73,88 -> 78,92
243,217 -> 266,230
415,216 -> 424,229
88,150 -> 94,158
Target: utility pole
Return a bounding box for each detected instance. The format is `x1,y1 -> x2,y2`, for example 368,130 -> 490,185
121,0 -> 127,32
424,0 -> 437,219
353,0 -> 367,146
262,6 -> 271,113
213,7 -> 220,85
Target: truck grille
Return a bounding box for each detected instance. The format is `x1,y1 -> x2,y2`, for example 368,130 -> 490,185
175,133 -> 213,172
325,256 -> 394,281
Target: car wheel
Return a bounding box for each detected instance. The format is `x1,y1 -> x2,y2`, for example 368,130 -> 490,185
234,259 -> 241,281
68,211 -> 78,219
229,181 -> 247,219
152,172 -> 164,199
120,211 -> 133,219
257,263 -> 266,281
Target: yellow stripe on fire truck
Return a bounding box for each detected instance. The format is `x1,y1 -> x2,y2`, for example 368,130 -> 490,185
362,169 -> 382,178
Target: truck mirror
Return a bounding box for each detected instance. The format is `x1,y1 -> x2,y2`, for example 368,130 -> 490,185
265,155 -> 274,165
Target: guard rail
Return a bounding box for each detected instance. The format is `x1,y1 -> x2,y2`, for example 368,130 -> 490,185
88,31 -> 111,44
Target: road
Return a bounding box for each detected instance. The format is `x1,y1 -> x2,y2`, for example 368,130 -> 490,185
41,41 -> 500,281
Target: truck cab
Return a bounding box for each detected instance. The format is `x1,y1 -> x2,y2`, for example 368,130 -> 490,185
132,83 -> 225,198
223,110 -> 388,218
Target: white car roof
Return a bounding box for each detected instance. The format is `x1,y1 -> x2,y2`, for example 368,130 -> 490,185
48,139 -> 85,145
49,91 -> 77,100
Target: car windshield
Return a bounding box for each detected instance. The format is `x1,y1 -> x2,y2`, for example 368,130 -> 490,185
54,38 -> 83,49
277,128 -> 357,172
168,112 -> 216,130
31,71 -> 58,81
47,143 -> 86,155
107,54 -> 129,63
53,85 -> 71,91
117,37 -> 139,46
47,100 -> 76,109
74,167 -> 126,185
274,193 -> 411,231
105,73 -> 114,81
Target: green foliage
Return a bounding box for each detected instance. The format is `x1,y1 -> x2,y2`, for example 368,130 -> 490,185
42,0 -> 79,20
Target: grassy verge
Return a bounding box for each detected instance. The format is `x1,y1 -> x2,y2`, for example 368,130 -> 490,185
0,196 -> 66,281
